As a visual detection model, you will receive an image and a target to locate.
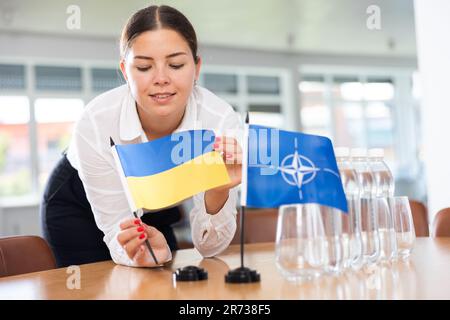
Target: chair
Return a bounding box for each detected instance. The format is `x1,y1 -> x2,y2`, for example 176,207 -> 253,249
0,235 -> 57,278
409,199 -> 430,237
433,207 -> 450,237
229,201 -> 431,243
231,208 -> 278,244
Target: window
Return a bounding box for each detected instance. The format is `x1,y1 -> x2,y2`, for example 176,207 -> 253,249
249,104 -> 283,128
92,68 -> 125,92
299,73 -> 399,172
247,75 -> 280,95
35,66 -> 82,91
365,78 -> 395,162
332,77 -> 367,147
334,101 -> 365,146
0,96 -> 32,197
0,64 -> 26,90
299,76 -> 331,137
201,69 -> 287,129
203,73 -> 238,94
0,63 -> 290,201
0,62 -> 128,201
35,98 -> 84,188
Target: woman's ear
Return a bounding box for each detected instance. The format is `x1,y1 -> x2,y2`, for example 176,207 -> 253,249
195,56 -> 202,82
119,60 -> 128,82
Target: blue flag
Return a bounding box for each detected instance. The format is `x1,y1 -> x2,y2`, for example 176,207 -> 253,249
243,124 -> 347,213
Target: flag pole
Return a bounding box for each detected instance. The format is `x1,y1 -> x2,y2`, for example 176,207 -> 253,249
225,112 -> 260,283
240,206 -> 245,269
110,137 -> 159,265
239,112 -> 250,269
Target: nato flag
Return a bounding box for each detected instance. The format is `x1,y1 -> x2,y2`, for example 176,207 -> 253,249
244,124 -> 348,213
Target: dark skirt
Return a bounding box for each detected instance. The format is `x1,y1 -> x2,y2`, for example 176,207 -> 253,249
40,154 -> 180,267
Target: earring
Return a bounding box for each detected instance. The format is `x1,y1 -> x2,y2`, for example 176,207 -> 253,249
194,79 -> 198,87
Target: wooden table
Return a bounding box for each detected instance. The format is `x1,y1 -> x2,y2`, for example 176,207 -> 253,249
1,238 -> 450,300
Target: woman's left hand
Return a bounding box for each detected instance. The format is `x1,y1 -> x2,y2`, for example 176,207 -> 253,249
211,136 -> 242,192
204,136 -> 242,214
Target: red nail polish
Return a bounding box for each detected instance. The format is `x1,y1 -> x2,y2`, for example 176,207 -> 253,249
215,137 -> 221,142
139,233 -> 146,239
214,143 -> 219,149
137,226 -> 144,232
134,219 -> 140,225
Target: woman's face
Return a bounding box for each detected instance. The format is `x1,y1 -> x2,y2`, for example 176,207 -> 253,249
120,28 -> 201,119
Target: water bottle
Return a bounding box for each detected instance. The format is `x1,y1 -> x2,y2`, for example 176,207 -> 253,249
335,147 -> 364,271
368,148 -> 397,262
350,148 -> 380,266
368,148 -> 394,197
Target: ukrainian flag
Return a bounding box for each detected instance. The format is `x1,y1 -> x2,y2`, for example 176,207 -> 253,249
112,130 -> 230,211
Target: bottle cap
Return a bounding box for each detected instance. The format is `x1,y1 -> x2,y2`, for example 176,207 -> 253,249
368,148 -> 384,158
350,148 -> 367,158
334,147 -> 350,157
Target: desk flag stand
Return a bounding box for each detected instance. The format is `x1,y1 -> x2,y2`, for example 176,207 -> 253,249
225,112 -> 260,283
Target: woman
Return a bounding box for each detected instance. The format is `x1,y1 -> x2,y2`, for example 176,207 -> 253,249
40,5 -> 242,268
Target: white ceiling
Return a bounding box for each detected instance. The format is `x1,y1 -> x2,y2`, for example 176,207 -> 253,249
0,0 -> 417,57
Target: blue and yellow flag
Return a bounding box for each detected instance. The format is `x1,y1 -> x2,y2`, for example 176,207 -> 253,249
112,130 -> 230,211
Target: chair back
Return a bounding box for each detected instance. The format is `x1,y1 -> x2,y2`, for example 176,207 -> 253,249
433,207 -> 450,237
0,236 -> 57,278
409,199 -> 430,237
231,209 -> 278,244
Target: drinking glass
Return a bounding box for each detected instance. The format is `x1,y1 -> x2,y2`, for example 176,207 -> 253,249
275,204 -> 343,282
341,196 -> 364,271
360,197 -> 381,265
375,197 -> 397,263
388,196 -> 416,260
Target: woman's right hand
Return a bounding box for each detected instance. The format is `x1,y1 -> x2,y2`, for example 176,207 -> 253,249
117,217 -> 171,267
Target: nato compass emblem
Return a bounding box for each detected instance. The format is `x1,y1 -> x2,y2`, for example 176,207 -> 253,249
250,138 -> 340,200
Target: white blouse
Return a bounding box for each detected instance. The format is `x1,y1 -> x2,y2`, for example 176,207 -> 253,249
66,84 -> 242,267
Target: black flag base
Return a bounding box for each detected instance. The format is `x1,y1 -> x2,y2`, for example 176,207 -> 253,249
225,202 -> 261,283
173,266 -> 208,282
225,266 -> 260,283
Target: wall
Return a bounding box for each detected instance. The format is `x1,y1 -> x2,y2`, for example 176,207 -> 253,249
414,0 -> 450,218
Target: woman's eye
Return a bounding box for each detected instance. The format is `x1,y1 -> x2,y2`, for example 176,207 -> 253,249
136,66 -> 151,72
170,64 -> 184,69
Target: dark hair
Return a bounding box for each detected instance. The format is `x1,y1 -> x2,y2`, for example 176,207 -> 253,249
120,5 -> 199,63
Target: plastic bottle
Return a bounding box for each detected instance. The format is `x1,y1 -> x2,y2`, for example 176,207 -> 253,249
368,148 -> 394,197
368,148 -> 397,262
350,148 -> 380,266
335,147 -> 364,271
